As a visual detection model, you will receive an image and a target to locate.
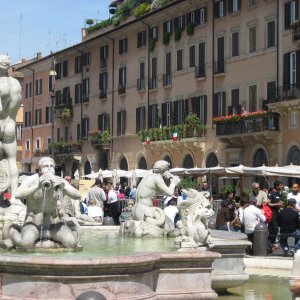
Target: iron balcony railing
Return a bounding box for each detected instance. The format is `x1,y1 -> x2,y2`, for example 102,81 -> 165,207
163,74 -> 172,86
150,77 -> 158,89
100,58 -> 107,68
195,64 -> 206,78
293,26 -> 300,42
265,85 -> 300,104
99,89 -> 107,99
137,78 -> 145,91
215,113 -> 279,136
118,84 -> 126,95
214,60 -> 225,74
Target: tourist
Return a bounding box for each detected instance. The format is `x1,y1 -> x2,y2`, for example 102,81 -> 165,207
86,178 -> 106,209
216,200 -> 231,231
278,198 -> 300,256
232,194 -> 249,233
198,181 -> 212,202
288,183 -> 300,212
105,182 -> 121,225
163,198 -> 179,225
243,198 -> 266,254
129,185 -> 137,200
249,182 -> 268,208
224,191 -> 236,223
267,180 -> 284,249
87,199 -> 103,223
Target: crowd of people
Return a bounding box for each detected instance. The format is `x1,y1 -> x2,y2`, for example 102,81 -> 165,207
215,180 -> 300,256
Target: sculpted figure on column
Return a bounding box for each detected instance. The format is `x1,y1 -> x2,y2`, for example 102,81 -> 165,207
0,55 -> 22,205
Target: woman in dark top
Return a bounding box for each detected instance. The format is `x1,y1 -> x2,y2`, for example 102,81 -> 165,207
216,200 -> 231,231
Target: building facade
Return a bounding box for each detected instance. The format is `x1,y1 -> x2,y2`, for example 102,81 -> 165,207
16,0 -> 300,188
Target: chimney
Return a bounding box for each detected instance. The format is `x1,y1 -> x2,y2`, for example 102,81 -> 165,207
36,52 -> 42,59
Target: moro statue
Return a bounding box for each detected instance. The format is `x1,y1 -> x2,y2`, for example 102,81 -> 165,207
121,160 -> 180,237
1,157 -> 82,250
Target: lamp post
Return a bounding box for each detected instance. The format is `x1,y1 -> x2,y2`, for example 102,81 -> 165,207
49,58 -> 57,158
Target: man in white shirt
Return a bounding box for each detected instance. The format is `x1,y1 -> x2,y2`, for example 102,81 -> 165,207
288,183 -> 300,212
163,199 -> 179,224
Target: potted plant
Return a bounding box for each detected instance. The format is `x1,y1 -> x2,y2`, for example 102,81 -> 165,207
174,27 -> 182,42
184,113 -> 205,137
163,32 -> 171,45
187,23 -> 195,35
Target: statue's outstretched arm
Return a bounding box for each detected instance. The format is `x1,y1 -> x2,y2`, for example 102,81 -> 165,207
63,182 -> 81,200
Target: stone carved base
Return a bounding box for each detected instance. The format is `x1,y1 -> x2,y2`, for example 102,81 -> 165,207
120,220 -> 166,237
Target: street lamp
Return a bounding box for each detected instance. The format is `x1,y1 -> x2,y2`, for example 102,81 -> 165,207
49,58 -> 57,158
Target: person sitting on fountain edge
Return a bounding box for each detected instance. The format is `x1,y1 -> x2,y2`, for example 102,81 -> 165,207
5,157 -> 81,249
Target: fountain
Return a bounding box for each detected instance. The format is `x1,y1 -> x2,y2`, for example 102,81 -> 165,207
0,55 -> 249,299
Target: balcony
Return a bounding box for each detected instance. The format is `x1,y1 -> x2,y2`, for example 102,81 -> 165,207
49,142 -> 81,158
99,89 -> 107,99
163,74 -> 172,87
195,64 -> 205,78
214,60 -> 225,74
214,112 -> 279,144
137,78 -> 145,91
89,129 -> 111,151
150,77 -> 158,90
118,83 -> 126,95
82,94 -> 89,103
33,149 -> 50,157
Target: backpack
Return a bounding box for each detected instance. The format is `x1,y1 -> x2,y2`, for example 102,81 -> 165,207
262,203 -> 273,223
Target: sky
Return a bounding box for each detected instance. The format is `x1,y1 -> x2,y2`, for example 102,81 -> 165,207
0,0 -> 112,64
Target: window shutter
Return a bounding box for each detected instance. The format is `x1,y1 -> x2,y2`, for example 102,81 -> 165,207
191,97 -> 199,115
162,103 -> 167,126
184,99 -> 189,117
214,2 -> 220,18
187,12 -> 192,25
223,0 -> 227,16
136,107 -> 140,133
203,95 -> 207,125
119,68 -> 122,85
98,114 -> 102,131
174,101 -> 179,125
213,94 -> 218,117
119,40 -> 122,54
296,50 -> 300,86
222,92 -> 226,115
181,16 -> 186,30
228,106 -> 233,115
123,111 -> 126,134
125,38 -> 128,53
137,32 -> 140,48
203,7 -> 208,23
285,2 -> 291,29
228,0 -> 233,13
117,112 -> 121,135
296,0 -> 299,20
195,9 -> 200,25
174,17 -> 178,31
163,22 -> 167,34
237,0 -> 241,11
148,105 -> 153,128
283,53 -> 290,88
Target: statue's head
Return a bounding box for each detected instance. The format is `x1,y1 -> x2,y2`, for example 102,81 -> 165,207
0,55 -> 11,69
38,157 -> 55,175
153,160 -> 170,174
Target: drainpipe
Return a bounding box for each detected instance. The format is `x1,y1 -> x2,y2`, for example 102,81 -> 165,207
105,35 -> 115,168
140,20 -> 150,129
212,2 -> 215,128
276,0 -> 279,90
26,67 -> 35,171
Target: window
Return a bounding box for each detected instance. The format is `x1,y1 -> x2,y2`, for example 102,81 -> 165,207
36,78 -> 42,95
177,49 -> 183,71
230,88 -> 240,114
213,92 -> 226,117
25,139 -> 30,151
174,16 -> 185,31
98,113 -> 109,131
137,62 -> 145,90
62,87 -> 70,104
136,106 -> 146,132
55,63 -> 61,79
117,110 -> 126,136
215,37 -> 225,73
119,38 -> 128,55
25,81 -> 32,98
148,104 -> 159,128
249,26 -> 256,53
163,52 -> 172,86
290,111 -> 297,126
229,0 -> 241,13
82,117 -> 89,140
150,26 -> 158,41
189,45 -> 195,68
215,0 -> 226,18
75,83 -> 82,104
187,11 -> 195,25
99,72 -> 108,98
249,85 -> 257,112
55,90 -> 62,106
163,20 -> 173,34
174,99 -> 187,125
35,109 -> 42,126
151,57 -> 157,89
16,124 -> 22,140
75,56 -> 82,73
36,138 -> 41,150
118,67 -> 126,93
162,102 -> 172,127
192,96 -> 207,125
83,52 -> 91,66
25,111 -> 31,127
199,7 -> 207,24
267,81 -> 276,101
232,32 -> 239,57
267,21 -> 276,48
57,128 -> 61,142
46,106 -> 53,123
100,45 -> 108,68
63,60 -> 68,77
285,0 -> 298,29
83,78 -> 90,101
197,42 -> 206,77
283,51 -> 300,88
137,31 -> 147,48
64,126 -> 69,142
48,75 -> 54,92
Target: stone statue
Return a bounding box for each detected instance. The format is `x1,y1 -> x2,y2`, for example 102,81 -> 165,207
2,157 -> 82,250
175,189 -> 214,248
121,160 -> 180,237
0,55 -> 22,205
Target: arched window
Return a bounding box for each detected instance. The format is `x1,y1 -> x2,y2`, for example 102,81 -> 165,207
163,155 -> 173,169
84,160 -> 92,175
138,157 -> 147,169
287,146 -> 300,165
206,152 -> 218,167
253,148 -> 268,167
119,157 -> 128,171
183,154 -> 194,169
